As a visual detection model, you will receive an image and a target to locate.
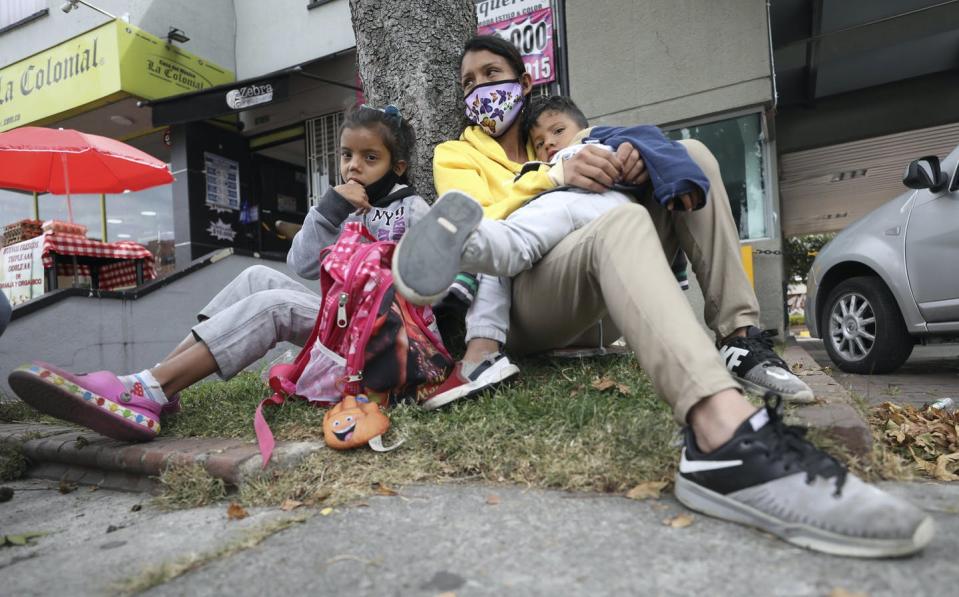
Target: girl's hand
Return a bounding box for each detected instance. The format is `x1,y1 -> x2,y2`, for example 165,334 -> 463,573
562,145 -> 623,193
335,180 -> 372,214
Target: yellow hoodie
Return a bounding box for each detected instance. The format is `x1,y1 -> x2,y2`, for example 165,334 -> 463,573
433,126 -> 558,220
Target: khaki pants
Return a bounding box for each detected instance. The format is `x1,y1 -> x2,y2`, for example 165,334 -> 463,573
506,140 -> 758,423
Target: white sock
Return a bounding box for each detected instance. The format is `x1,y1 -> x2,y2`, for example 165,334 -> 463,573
118,369 -> 168,405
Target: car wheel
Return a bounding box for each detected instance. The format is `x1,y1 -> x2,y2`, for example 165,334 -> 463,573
821,276 -> 914,374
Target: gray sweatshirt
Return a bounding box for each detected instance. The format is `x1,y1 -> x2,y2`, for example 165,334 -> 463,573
287,183 -> 431,280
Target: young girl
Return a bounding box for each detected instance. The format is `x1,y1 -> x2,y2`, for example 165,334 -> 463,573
8,104 -> 431,442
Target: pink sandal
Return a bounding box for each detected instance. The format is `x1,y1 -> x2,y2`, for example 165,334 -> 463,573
8,361 -> 162,441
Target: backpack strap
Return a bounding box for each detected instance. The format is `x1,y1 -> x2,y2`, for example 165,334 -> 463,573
254,393 -> 285,466
369,185 -> 417,208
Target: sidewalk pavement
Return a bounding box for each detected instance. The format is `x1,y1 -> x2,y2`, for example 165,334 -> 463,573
2,479 -> 956,596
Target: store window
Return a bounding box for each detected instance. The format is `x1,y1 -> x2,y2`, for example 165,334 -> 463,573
105,184 -> 176,277
3,178 -> 176,277
666,113 -> 769,241
0,188 -> 37,227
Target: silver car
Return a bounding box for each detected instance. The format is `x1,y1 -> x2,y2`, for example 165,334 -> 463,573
805,145 -> 959,373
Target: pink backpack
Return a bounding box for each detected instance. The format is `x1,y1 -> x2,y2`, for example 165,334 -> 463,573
255,222 -> 452,464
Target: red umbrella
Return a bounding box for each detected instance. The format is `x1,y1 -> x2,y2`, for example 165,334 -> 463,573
0,126 -> 173,193
0,126 -> 173,221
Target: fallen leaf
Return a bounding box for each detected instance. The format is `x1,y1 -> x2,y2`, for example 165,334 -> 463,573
58,480 -> 77,494
280,499 -> 303,512
1,531 -> 46,547
226,502 -> 248,521
591,377 -> 615,392
372,482 -> 398,497
486,494 -> 500,505
320,507 -> 334,516
663,514 -> 694,528
934,452 -> 959,481
828,589 -> 868,597
626,481 -> 668,501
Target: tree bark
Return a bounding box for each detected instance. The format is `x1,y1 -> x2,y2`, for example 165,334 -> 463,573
349,0 -> 476,201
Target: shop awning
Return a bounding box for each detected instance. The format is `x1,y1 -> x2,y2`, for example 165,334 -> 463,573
0,20 -> 235,133
141,66 -> 361,127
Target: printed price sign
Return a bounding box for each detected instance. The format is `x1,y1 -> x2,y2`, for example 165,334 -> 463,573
478,5 -> 556,86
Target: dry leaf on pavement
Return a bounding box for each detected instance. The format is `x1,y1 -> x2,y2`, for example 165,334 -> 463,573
280,499 -> 303,512
626,481 -> 668,500
320,507 -> 334,516
663,514 -> 695,528
828,589 -> 868,597
372,482 -> 398,497
58,480 -> 77,494
486,494 -> 500,505
226,502 -> 248,520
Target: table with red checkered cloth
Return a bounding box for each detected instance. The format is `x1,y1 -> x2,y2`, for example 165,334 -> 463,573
42,233 -> 156,290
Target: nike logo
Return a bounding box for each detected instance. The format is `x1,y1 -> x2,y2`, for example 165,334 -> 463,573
720,346 -> 749,371
679,448 -> 743,473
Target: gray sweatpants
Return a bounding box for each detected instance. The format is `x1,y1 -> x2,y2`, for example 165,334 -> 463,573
191,265 -> 320,379
464,190 -> 631,344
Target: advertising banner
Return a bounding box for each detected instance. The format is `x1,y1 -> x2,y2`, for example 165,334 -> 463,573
476,0 -> 555,86
0,236 -> 45,305
0,21 -> 234,132
204,152 -> 241,211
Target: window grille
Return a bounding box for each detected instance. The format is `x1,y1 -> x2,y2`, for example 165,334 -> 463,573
305,111 -> 344,207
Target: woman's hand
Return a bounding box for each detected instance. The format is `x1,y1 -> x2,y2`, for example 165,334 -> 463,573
615,142 -> 649,186
666,190 -> 702,212
561,145 -> 624,193
335,180 -> 372,214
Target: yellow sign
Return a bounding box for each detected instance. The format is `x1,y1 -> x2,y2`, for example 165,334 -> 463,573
741,245 -> 755,288
0,21 -> 233,132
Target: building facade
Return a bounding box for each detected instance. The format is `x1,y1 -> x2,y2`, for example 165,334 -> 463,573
3,0 -> 956,332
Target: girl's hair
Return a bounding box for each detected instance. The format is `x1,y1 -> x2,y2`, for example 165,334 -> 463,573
459,35 -> 531,140
460,35 -> 526,80
340,104 -> 416,181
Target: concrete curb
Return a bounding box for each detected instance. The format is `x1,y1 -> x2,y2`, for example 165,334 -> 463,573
0,423 -> 324,492
782,339 -> 873,457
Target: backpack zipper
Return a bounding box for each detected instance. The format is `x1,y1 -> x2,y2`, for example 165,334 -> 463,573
336,293 -> 349,328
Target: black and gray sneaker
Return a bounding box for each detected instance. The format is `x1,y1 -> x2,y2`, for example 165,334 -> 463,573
393,191 -> 483,306
719,327 -> 814,403
675,393 -> 935,557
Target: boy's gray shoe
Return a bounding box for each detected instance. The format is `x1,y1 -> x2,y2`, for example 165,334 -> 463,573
675,393 -> 934,558
393,191 -> 483,306
719,327 -> 814,403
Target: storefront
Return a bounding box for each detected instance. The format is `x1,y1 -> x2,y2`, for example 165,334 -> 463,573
143,52 -> 360,264
0,19 -> 234,299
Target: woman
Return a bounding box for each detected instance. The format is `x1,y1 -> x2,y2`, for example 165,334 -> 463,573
421,35 -> 932,558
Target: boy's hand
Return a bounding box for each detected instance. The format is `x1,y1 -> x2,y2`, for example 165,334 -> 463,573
335,180 -> 372,214
615,143 -> 649,186
667,191 -> 700,212
563,145 -> 623,193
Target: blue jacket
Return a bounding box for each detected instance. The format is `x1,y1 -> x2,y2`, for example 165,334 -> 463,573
588,125 -> 709,209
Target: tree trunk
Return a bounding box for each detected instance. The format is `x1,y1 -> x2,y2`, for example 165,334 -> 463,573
349,0 -> 476,201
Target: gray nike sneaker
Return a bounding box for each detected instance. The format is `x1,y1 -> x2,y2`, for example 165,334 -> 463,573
719,327 -> 814,403
393,190 -> 483,306
675,393 -> 935,558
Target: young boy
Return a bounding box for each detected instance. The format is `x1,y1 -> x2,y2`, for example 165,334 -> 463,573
398,96 -> 714,409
